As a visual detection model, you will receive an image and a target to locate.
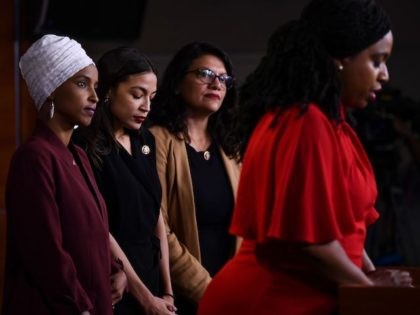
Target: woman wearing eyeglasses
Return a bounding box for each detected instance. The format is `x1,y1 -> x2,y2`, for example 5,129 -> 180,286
147,41 -> 240,315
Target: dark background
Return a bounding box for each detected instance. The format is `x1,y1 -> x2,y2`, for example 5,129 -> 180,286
1,0 -> 420,304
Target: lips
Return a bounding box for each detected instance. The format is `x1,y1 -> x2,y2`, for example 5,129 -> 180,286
204,93 -> 221,100
84,106 -> 96,116
369,92 -> 377,102
369,88 -> 382,102
133,116 -> 145,123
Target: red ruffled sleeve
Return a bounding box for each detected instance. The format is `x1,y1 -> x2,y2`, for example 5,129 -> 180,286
230,104 -> 359,244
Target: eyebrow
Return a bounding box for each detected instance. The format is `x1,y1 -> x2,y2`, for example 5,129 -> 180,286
130,86 -> 157,94
371,51 -> 390,59
73,74 -> 97,82
196,67 -> 228,75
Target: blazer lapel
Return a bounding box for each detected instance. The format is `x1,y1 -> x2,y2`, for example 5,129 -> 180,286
120,131 -> 162,207
69,144 -> 108,223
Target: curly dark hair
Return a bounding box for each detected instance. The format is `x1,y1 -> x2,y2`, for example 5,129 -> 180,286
78,46 -> 157,168
147,41 -> 238,157
232,0 -> 391,160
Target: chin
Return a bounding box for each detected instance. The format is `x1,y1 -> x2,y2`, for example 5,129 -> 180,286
126,123 -> 142,130
344,100 -> 368,110
76,118 -> 93,127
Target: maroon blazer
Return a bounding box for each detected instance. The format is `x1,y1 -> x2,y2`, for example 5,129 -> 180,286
3,122 -> 113,315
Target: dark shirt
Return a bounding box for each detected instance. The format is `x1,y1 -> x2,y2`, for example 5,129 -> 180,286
185,142 -> 235,276
76,128 -> 162,314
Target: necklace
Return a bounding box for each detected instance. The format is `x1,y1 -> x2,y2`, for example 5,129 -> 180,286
188,138 -> 211,160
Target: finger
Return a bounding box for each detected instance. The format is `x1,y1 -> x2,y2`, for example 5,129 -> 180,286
397,272 -> 412,281
166,304 -> 178,312
400,278 -> 413,286
111,291 -> 123,300
397,271 -> 410,277
110,285 -> 123,293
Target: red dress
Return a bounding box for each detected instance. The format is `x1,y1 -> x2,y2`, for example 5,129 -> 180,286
198,104 -> 379,315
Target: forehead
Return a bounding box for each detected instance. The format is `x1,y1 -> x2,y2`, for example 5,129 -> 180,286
58,64 -> 97,91
363,31 -> 393,56
122,71 -> 157,86
189,54 -> 226,72
72,64 -> 98,80
371,31 -> 393,52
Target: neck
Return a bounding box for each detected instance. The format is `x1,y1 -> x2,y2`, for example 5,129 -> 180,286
40,116 -> 74,146
186,117 -> 211,151
114,127 -> 127,141
186,115 -> 209,134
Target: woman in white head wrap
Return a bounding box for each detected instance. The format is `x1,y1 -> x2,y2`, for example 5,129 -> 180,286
3,34 -> 124,315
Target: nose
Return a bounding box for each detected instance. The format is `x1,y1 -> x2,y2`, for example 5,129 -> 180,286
378,64 -> 389,83
140,98 -> 151,112
89,86 -> 99,103
210,77 -> 223,90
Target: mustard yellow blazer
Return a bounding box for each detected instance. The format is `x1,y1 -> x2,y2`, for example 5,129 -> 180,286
149,125 -> 240,303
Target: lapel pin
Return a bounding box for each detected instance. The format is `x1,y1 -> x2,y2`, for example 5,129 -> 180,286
141,145 -> 151,155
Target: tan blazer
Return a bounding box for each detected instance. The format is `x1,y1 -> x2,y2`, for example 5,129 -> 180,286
149,125 -> 240,303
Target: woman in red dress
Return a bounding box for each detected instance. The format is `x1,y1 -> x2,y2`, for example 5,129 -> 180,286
198,1 -> 412,314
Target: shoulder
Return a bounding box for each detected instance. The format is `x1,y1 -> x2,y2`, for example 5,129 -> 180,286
303,103 -> 333,126
13,136 -> 55,165
219,146 -> 240,167
8,138 -> 59,182
149,125 -> 173,139
294,104 -> 337,143
148,125 -> 183,146
255,104 -> 335,139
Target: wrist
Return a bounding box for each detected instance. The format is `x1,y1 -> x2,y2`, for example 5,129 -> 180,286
162,292 -> 175,299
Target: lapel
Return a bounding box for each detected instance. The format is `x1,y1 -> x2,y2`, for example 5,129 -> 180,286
120,129 -> 162,207
35,121 -> 108,224
69,143 -> 108,221
219,146 -> 241,200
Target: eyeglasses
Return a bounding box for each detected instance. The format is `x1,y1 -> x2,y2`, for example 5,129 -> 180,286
186,68 -> 234,89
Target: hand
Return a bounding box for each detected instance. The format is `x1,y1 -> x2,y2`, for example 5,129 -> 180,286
368,269 -> 414,287
142,296 -> 177,315
80,312 -> 91,315
162,294 -> 177,312
110,269 -> 128,306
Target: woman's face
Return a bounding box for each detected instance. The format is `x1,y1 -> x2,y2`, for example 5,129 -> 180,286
339,31 -> 394,109
178,54 -> 230,118
109,71 -> 157,131
51,64 -> 98,127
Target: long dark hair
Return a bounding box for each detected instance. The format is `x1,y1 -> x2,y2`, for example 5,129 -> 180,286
232,0 -> 391,160
147,41 -> 238,157
81,46 -> 157,168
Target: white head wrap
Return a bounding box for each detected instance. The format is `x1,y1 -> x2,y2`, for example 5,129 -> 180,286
19,34 -> 94,110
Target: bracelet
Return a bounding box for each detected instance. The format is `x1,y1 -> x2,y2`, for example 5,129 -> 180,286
163,292 -> 175,299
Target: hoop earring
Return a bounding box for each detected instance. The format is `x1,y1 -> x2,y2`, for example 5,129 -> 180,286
49,101 -> 55,119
